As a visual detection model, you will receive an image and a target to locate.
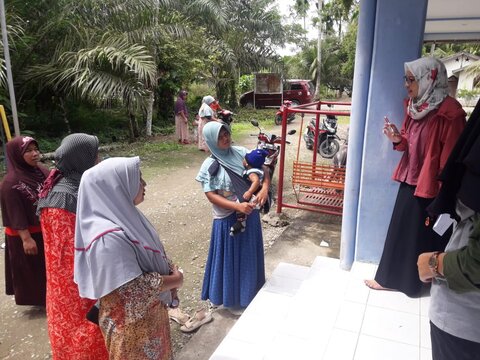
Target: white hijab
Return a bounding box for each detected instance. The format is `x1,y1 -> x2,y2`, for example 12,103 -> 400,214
74,157 -> 171,303
404,57 -> 449,120
199,95 -> 215,118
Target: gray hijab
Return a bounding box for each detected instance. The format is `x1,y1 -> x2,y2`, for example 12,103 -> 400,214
74,157 -> 171,303
37,133 -> 99,214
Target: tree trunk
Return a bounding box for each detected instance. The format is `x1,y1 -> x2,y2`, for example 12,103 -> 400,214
145,91 -> 154,136
228,79 -> 237,109
128,112 -> 139,141
58,97 -> 72,134
315,0 -> 323,98
156,86 -> 174,127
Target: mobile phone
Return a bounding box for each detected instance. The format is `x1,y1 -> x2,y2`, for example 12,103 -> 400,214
384,116 -> 399,135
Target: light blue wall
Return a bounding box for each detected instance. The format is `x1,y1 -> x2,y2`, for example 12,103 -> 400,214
340,0 -> 428,265
340,0 -> 376,270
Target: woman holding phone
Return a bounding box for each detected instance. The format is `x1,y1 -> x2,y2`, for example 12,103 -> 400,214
365,57 -> 466,297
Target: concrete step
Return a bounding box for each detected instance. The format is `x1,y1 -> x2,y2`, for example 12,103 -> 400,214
209,256 -> 432,360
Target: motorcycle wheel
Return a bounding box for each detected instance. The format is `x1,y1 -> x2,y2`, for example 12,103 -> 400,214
274,114 -> 282,125
318,139 -> 340,159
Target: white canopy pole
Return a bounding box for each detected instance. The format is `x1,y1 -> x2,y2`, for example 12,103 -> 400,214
0,0 -> 20,137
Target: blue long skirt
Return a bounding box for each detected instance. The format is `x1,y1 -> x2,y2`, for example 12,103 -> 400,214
201,210 -> 265,308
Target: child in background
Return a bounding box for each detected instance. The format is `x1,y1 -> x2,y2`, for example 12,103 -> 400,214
230,149 -> 269,236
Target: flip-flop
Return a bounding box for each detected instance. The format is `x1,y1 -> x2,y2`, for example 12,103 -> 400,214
168,307 -> 190,325
180,309 -> 213,333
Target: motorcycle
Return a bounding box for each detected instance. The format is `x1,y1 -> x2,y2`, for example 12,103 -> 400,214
303,113 -> 341,159
274,100 -> 296,125
250,119 -> 296,212
217,109 -> 234,125
333,133 -> 348,167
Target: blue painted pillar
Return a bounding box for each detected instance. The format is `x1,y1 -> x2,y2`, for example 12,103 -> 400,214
354,0 -> 428,262
339,0 -> 376,270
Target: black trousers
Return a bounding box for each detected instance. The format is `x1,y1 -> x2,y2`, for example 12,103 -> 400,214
431,321 -> 480,360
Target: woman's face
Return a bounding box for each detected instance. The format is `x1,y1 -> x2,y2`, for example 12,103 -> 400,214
217,127 -> 231,149
23,143 -> 40,167
133,174 -> 147,205
404,70 -> 419,99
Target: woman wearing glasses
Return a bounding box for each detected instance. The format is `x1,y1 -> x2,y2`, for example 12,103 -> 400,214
365,57 -> 466,297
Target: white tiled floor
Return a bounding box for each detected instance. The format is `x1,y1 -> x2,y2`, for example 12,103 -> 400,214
209,256 -> 433,360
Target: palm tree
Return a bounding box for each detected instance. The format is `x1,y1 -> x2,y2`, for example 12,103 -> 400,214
23,0 -> 204,138
18,0 -> 287,136
314,0 -> 356,96
195,0 -> 286,107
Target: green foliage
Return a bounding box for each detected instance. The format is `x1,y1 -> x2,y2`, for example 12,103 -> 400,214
283,48 -> 315,80
151,124 -> 175,136
139,141 -> 182,154
457,89 -> 480,106
319,84 -> 337,99
282,2 -> 358,97
185,83 -> 216,115
422,43 -> 480,57
4,0 -> 290,142
457,89 -> 480,99
233,108 -> 277,126
37,138 -> 61,153
238,75 -> 254,94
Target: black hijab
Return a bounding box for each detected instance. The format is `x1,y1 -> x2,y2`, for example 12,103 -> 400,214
428,98 -> 480,218
37,133 -> 99,214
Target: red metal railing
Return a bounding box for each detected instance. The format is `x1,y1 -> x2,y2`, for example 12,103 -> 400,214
276,100 -> 351,214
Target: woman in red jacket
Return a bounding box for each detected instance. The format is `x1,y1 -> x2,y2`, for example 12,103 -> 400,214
365,57 -> 466,297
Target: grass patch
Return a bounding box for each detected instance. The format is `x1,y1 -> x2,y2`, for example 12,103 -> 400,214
103,138 -> 207,180
337,116 -> 350,126
233,108 -> 277,126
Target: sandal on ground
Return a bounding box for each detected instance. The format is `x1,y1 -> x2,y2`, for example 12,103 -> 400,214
180,309 -> 213,333
168,307 -> 190,325
364,279 -> 393,291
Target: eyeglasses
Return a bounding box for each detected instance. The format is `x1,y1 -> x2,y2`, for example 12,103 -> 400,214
403,76 -> 416,85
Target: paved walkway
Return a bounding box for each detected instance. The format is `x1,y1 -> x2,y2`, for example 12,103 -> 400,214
209,257 -> 432,360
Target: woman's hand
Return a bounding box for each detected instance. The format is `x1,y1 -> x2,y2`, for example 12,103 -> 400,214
171,266 -> 184,284
236,201 -> 255,215
418,252 -> 446,283
255,187 -> 269,207
161,266 -> 184,292
22,237 -> 38,256
383,123 -> 402,143
255,166 -> 272,207
168,267 -> 184,290
18,229 -> 38,255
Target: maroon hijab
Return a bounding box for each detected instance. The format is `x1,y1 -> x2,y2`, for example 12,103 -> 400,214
1,136 -> 49,228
